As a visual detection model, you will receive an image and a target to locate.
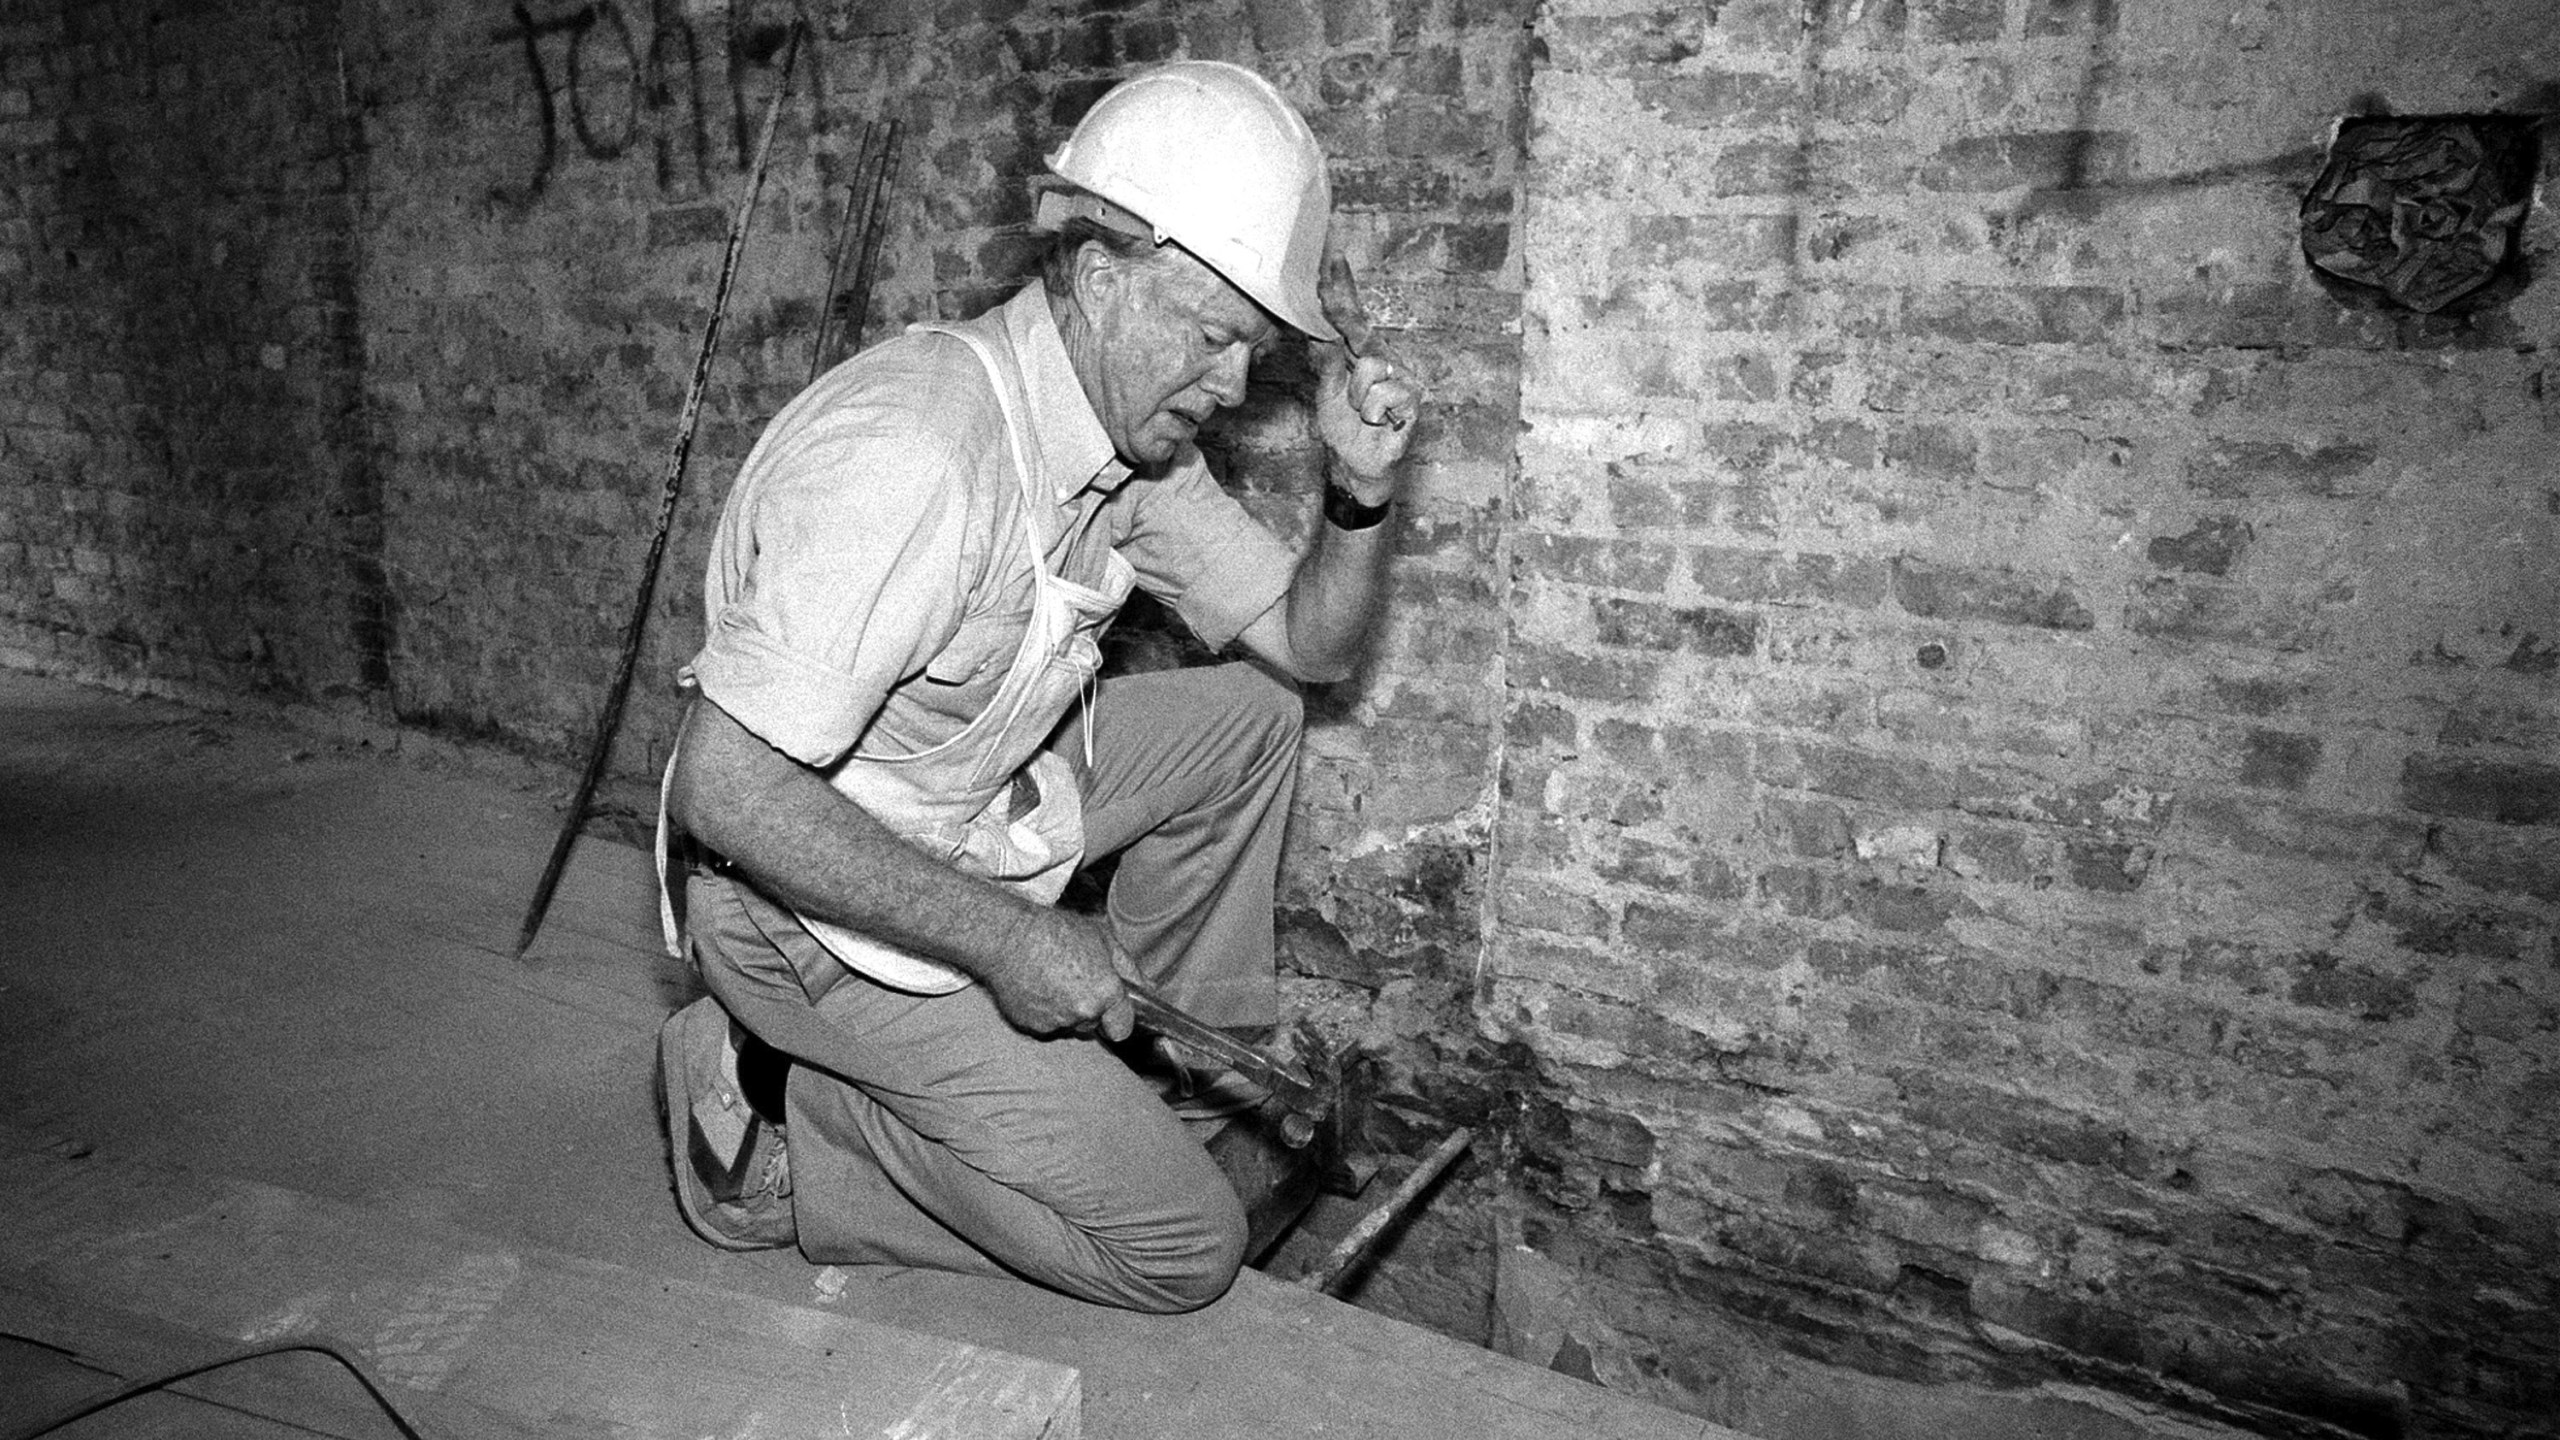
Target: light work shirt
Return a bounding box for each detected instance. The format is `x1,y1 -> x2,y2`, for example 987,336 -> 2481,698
686,283 -> 1299,768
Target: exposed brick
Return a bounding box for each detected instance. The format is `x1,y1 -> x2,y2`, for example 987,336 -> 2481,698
1623,898 -> 1736,955
1898,1073 -> 2162,1178
1710,137 -> 1815,197
1803,0 -> 1911,48
2185,441 -> 2380,499
1880,422 -> 1977,481
2427,825 -> 2560,905
1960,774 -> 2177,831
2285,952 -> 2421,1022
2400,754 -> 2560,827
2023,0 -> 2118,35
1814,67 -> 1916,124
1903,285 -> 2126,346
1911,0 -> 2007,44
1855,876 -> 1967,932
1631,71 -> 1800,128
1711,351 -> 1780,402
1689,546 -> 1889,608
2063,837 -> 2152,891
1510,644 -> 1663,704
1917,131 -> 2135,192
1891,556 -> 2095,631
2146,516 -> 2254,575
2179,792 -> 2428,869
1506,882 -> 1619,946
2144,283 -> 2394,352
2199,674 -> 2308,718
2026,362 -> 2156,414
2237,728 -> 2322,792
1699,0 -> 1811,50
1772,740 -> 1955,811
1602,838 -> 1750,902
1622,212 -> 1800,271
1592,596 -> 1761,656
1332,158 -> 1457,210
2125,578 -> 2327,651
1507,697 -> 1578,750
1516,532 -> 1679,592
1540,9 -> 1708,73
1767,796 -> 1857,858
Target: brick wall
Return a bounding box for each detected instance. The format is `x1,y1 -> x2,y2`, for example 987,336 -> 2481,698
0,0 -> 379,702
1500,1 -> 2559,1436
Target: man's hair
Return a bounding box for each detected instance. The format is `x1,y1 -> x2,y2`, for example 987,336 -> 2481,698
1039,215 -> 1166,300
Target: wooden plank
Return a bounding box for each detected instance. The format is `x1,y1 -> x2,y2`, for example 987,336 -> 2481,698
1180,1272 -> 1723,1440
0,1285 -> 485,1440
836,1264 -> 1735,1440
0,1136 -> 1079,1440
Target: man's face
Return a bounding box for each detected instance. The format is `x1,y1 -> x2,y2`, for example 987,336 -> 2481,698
1078,244 -> 1280,470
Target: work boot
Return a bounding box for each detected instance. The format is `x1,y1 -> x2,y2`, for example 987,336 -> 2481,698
658,996 -> 795,1251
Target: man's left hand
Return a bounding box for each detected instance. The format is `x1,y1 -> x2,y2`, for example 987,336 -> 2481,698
1313,257 -> 1421,495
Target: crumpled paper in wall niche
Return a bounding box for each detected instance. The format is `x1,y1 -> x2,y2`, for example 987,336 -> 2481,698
2299,117 -> 2535,313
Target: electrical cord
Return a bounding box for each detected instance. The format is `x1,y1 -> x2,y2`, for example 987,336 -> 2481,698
1,1333 -> 432,1440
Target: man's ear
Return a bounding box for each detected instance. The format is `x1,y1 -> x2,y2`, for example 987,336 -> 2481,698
1069,239 -> 1127,320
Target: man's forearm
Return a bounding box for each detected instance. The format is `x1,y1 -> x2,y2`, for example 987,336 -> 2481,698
1278,501 -> 1397,682
667,697 -> 1055,983
669,696 -> 1131,1037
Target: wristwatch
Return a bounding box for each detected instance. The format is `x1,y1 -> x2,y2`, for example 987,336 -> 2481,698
1322,480 -> 1392,531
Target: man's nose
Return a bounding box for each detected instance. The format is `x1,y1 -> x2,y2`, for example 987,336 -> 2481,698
1200,342 -> 1252,407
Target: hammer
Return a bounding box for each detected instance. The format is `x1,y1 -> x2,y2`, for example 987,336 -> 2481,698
1123,979 -> 1329,1148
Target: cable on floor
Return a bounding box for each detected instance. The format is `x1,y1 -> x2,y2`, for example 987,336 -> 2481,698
0,1333 -> 433,1440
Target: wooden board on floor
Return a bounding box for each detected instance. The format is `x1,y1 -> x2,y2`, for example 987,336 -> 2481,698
0,1134 -> 1079,1440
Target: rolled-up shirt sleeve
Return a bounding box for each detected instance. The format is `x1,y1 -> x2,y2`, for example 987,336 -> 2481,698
1118,450 -> 1300,652
689,412 -> 972,769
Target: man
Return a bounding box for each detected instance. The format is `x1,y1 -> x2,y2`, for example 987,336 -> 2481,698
655,59 -> 1420,1314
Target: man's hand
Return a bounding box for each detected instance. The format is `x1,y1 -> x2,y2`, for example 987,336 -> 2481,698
980,912 -> 1134,1041
1312,256 -> 1422,493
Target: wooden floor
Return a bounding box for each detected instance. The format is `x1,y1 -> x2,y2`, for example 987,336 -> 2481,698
0,669 -> 1730,1440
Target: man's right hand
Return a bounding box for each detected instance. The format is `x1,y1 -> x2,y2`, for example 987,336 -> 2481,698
981,913 -> 1134,1041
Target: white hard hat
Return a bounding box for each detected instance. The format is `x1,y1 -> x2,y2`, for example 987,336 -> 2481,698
1039,61 -> 1339,342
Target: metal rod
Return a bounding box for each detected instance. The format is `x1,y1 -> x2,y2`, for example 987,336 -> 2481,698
513,23 -> 804,960
841,118 -> 901,353
1296,1126 -> 1475,1294
806,121 -> 875,385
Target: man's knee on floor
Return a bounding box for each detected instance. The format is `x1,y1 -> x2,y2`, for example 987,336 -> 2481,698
1114,1181 -> 1249,1314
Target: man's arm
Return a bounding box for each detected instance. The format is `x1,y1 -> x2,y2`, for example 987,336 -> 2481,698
667,694 -> 1133,1040
1235,259 -> 1423,683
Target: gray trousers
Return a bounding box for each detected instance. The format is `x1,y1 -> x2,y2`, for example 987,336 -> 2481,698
690,661 -> 1303,1312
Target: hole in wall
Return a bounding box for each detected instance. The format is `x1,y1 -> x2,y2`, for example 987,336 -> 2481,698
2300,113 -> 2542,315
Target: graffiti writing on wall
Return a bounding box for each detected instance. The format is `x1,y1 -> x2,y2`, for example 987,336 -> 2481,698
489,0 -> 827,206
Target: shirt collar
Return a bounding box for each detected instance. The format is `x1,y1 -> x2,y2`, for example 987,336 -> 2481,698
1000,284 -> 1132,502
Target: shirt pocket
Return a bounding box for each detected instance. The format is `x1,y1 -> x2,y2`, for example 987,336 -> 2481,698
918,605 -> 1029,712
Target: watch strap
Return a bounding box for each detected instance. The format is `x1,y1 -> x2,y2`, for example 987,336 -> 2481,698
1322,481 -> 1392,531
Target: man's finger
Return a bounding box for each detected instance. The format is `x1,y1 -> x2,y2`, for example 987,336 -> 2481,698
1350,357 -> 1419,429
1105,935 -> 1142,983
1318,253 -> 1378,359
1099,992 -> 1135,1044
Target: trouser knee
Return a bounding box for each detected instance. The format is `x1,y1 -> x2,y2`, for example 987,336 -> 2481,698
1211,660 -> 1303,761
1117,1182 -> 1249,1314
